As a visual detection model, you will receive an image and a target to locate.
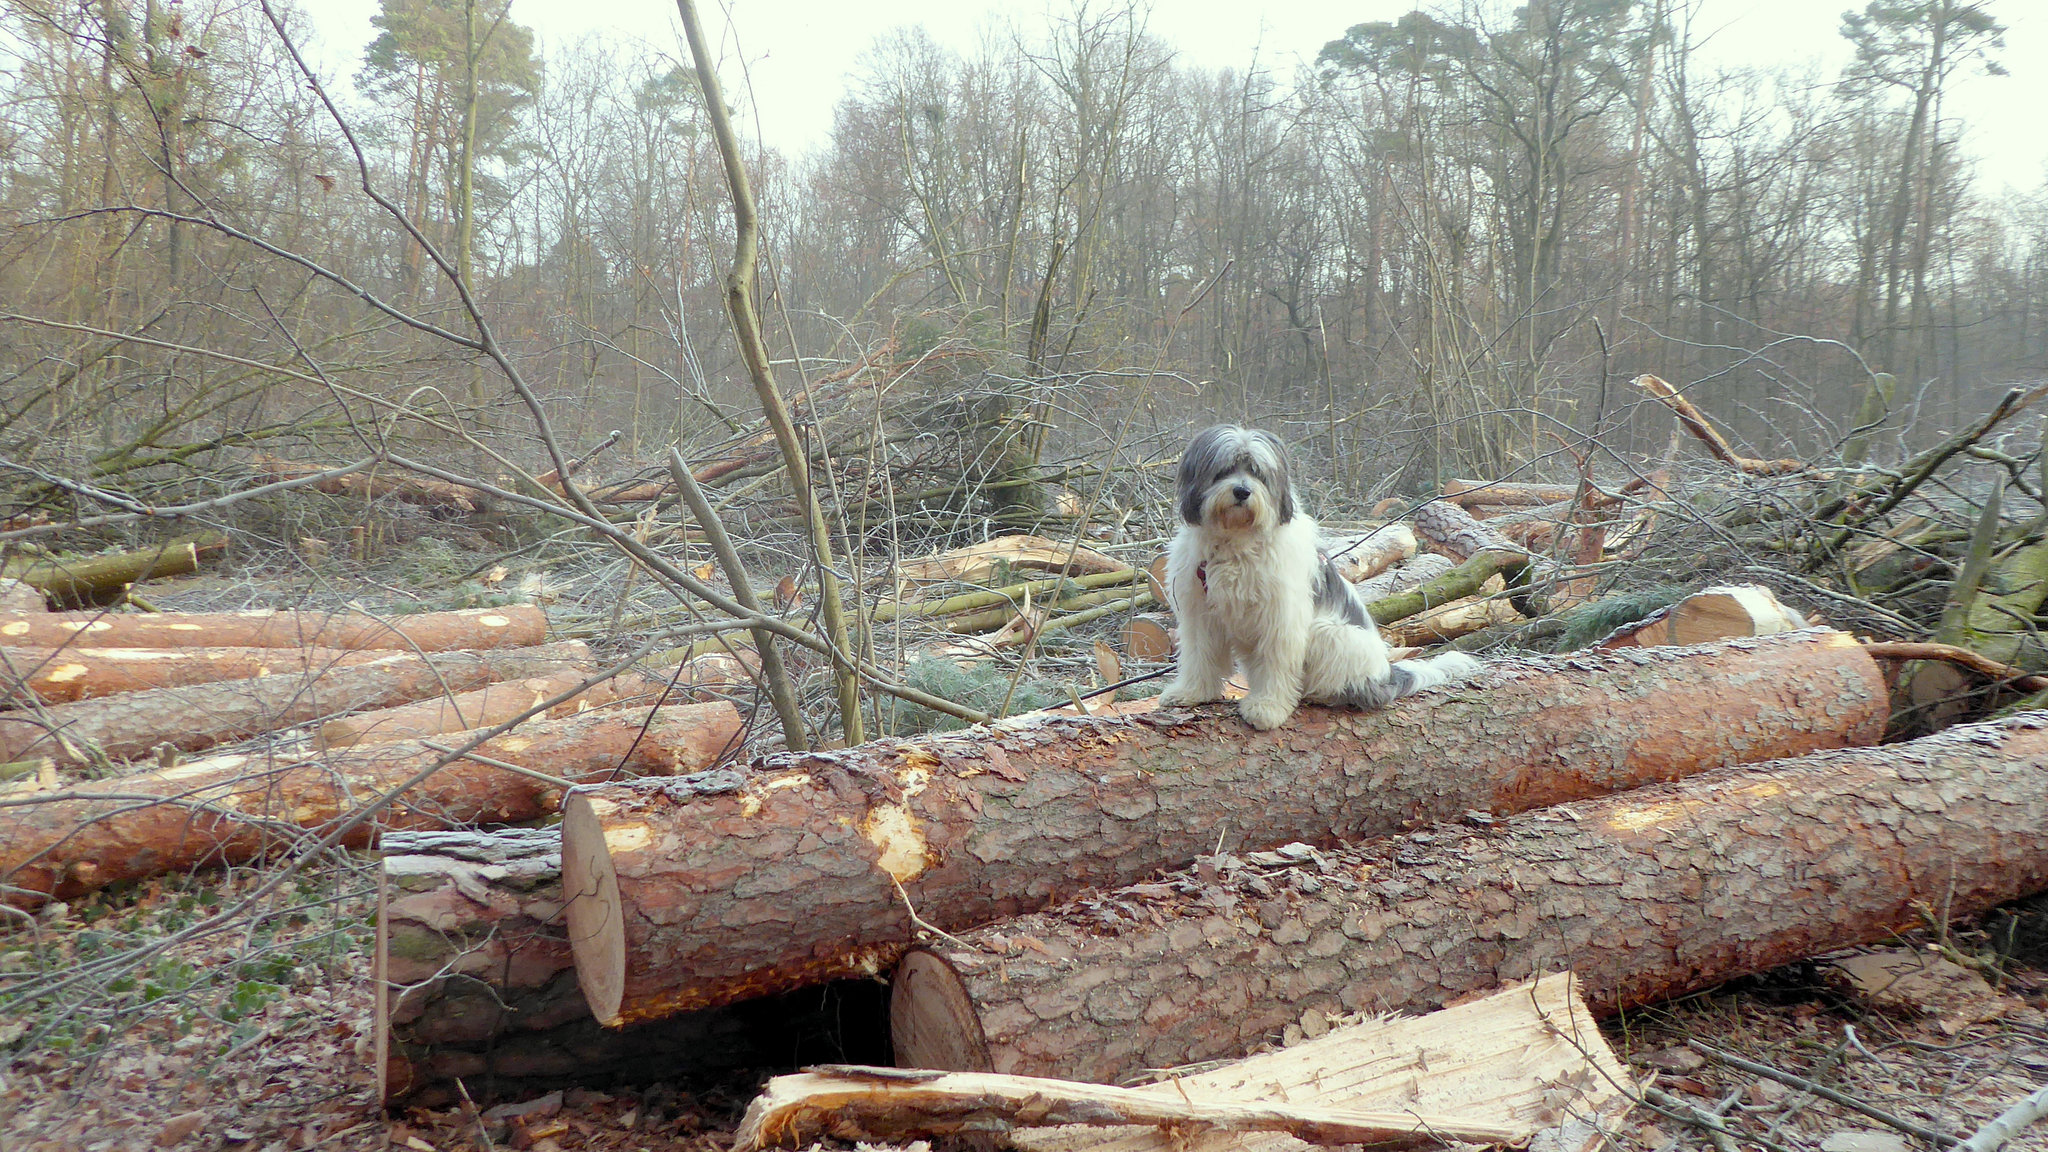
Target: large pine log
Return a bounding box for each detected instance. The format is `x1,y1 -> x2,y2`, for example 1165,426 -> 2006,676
0,644 -> 399,704
561,631 -> 1884,1026
1,701 -> 741,908
375,829 -> 814,1108
0,642 -> 594,764
0,604 -> 547,651
889,714 -> 2048,1083
318,666 -> 668,748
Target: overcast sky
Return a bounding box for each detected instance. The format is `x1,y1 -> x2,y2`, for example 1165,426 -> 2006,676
300,0 -> 2048,196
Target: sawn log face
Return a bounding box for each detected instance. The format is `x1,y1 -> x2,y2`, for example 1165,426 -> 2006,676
898,713 -> 2048,1084
564,630 -> 1884,1025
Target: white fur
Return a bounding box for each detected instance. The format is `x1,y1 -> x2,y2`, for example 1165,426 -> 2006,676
1155,425 -> 1482,730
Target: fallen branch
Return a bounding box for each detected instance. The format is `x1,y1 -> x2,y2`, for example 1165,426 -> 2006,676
1862,641 -> 2048,693
1634,375 -> 1811,476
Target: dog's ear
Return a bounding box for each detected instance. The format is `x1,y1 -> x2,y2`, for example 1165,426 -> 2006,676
1178,425 -> 1231,525
1251,429 -> 1295,524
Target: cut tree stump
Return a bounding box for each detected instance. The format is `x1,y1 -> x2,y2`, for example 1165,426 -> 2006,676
375,829 -> 809,1108
1599,584 -> 1809,648
318,666 -> 667,749
0,644 -> 399,704
887,712 -> 2048,1083
1119,614 -> 1174,660
786,973 -> 1625,1152
0,604 -> 548,652
998,974 -> 1630,1152
0,642 -> 595,765
560,631 -> 1884,1026
1,701 -> 740,908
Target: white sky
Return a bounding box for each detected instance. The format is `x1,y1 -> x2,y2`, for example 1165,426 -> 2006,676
299,0 -> 2048,196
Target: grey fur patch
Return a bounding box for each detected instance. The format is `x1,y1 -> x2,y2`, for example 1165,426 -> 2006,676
1337,664 -> 1417,711
1313,556 -> 1369,628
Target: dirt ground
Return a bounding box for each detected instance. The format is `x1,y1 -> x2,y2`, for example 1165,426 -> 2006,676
3,859 -> 2044,1152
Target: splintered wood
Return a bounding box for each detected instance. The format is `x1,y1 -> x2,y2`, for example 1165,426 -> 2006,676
747,974 -> 1629,1151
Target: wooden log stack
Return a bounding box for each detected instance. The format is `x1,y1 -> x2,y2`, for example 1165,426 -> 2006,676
561,631 -> 1884,1026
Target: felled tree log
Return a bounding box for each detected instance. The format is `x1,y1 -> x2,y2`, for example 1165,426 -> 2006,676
0,604 -> 548,651
872,570 -> 1139,626
0,644 -> 402,704
2,537 -> 221,607
0,642 -> 594,764
890,713 -> 2048,1083
1409,500 -> 1528,563
1440,479 -> 1594,508
319,666 -> 667,748
1349,554 -> 1454,602
1326,525 -> 1415,583
1365,550 -> 1530,624
250,455 -> 485,511
560,631 -> 1884,1026
376,829 -> 814,1108
1599,585 -> 1810,649
1,701 -> 741,908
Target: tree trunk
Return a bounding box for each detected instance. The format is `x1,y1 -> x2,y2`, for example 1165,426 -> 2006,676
0,644 -> 405,704
561,631 -> 1884,1026
889,713 -> 2048,1083
376,829 -> 870,1109
1,701 -> 740,908
0,642 -> 594,764
0,604 -> 548,651
2,537 -> 218,606
319,667 -> 669,749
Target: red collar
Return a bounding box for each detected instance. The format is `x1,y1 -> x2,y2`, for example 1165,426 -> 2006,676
1196,561 -> 1207,592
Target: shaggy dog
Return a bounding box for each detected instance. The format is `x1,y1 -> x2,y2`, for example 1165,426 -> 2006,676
1154,424 -> 1483,730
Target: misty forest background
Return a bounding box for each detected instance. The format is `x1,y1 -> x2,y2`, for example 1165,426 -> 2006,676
0,0 -> 2040,525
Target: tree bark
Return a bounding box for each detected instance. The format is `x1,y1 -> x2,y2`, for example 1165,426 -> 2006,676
318,666 -> 668,749
1408,500 -> 1528,563
561,631 -> 1884,1026
376,828 -> 872,1108
2,537 -> 218,606
1,701 -> 740,908
0,644 -> 401,704
0,642 -> 595,764
893,712 -> 2048,1083
0,604 -> 548,651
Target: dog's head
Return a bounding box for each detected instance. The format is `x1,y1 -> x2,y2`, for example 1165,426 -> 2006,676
1176,424 -> 1295,533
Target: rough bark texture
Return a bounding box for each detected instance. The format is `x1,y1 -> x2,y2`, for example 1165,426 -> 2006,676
0,644 -> 398,704
0,643 -> 594,764
319,667 -> 665,748
893,713 -> 2048,1083
3,540 -> 208,604
561,631 -> 1884,1026
0,604 -> 548,651
1408,500 -> 1528,563
376,829 -> 818,1108
1,701 -> 740,908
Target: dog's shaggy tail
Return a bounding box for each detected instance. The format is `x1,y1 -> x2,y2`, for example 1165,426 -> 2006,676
1339,650 -> 1484,710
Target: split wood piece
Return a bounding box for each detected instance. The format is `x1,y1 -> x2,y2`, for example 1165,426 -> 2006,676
1,701 -> 740,908
895,535 -> 1127,590
0,642 -> 595,765
890,711 -> 2048,1083
1408,501 -> 1528,564
1383,594 -> 1525,646
1350,554 -> 1454,602
2,537 -> 218,607
1001,974 -> 1632,1152
1120,614 -> 1174,661
1598,585 -> 1810,649
734,1066 -> 1520,1152
559,630 -> 1884,1026
375,829 -> 799,1108
0,579 -> 45,614
1326,525 -> 1416,583
1633,375 -> 1810,476
0,644 -> 399,704
319,666 -> 670,749
0,604 -> 548,651
249,455 -> 485,511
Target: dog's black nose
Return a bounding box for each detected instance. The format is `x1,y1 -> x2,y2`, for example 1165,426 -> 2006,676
1231,483 -> 1251,502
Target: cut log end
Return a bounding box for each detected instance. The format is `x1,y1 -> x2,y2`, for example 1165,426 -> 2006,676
560,788 -> 628,1028
890,950 -> 993,1073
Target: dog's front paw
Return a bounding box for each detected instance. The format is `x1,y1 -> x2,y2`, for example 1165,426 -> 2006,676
1156,681 -> 1224,708
1237,694 -> 1297,731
